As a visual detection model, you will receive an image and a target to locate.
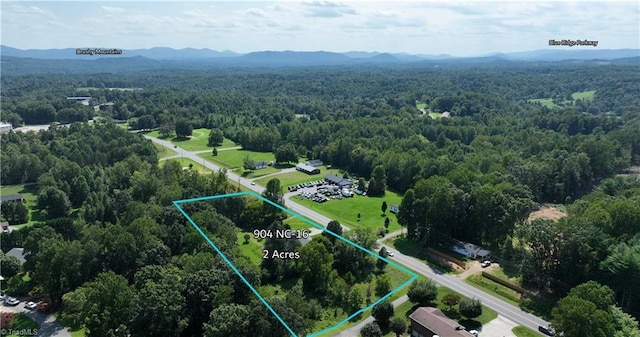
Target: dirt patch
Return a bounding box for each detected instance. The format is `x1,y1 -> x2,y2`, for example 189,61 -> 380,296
427,252 -> 465,272
527,204 -> 566,222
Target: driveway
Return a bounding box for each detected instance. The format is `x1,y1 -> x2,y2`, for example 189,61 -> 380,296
1,302 -> 71,337
476,315 -> 518,337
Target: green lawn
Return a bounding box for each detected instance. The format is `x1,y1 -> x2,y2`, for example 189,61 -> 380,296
291,191 -> 403,232
161,158 -> 211,173
416,103 -> 426,110
6,313 -> 39,336
69,327 -> 87,337
198,149 -> 276,170
528,98 -> 557,108
283,216 -> 314,231
429,112 -> 442,119
255,166 -> 341,188
512,325 -> 541,337
0,184 -> 43,227
466,274 -> 521,307
234,166 -> 281,179
146,128 -> 238,151
237,232 -> 265,266
153,143 -> 177,160
571,90 -> 596,100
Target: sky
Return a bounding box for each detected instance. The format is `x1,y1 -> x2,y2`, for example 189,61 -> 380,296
1,1 -> 638,56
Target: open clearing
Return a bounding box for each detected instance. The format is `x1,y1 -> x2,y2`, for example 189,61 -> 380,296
0,184 -> 43,227
571,90 -> 596,100
527,204 -> 567,222
292,191 -> 404,232
146,128 -> 237,151
198,149 -> 277,169
161,157 -> 210,173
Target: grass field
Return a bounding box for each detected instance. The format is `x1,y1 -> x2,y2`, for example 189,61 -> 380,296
146,128 -> 238,151
429,112 -> 443,119
198,149 -> 277,170
466,274 -> 521,306
234,166 -> 281,179
571,90 -> 596,100
153,143 -> 177,160
237,232 -> 265,265
255,166 -> 341,187
283,216 -> 315,231
291,191 -> 404,232
161,158 -> 211,173
0,184 -> 43,228
416,103 -> 426,110
385,236 -> 461,274
528,98 -> 556,108
512,325 -> 540,337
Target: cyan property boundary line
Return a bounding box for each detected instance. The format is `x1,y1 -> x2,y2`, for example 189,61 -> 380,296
173,191 -> 418,337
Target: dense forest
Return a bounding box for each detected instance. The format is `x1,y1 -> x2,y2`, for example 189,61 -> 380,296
1,62 -> 640,335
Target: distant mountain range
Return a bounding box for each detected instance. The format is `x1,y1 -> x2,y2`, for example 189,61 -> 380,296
0,45 -> 637,74
2,45 -> 638,63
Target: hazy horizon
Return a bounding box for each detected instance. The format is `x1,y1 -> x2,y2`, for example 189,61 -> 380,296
2,1 -> 639,57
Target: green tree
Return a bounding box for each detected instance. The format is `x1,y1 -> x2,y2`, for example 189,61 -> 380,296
375,274 -> 391,298
381,201 -> 388,213
212,147 -> 218,156
360,321 -> 382,337
0,254 -> 22,278
299,240 -> 334,294
377,247 -> 388,271
203,304 -> 251,337
442,293 -> 461,311
459,297 -> 483,320
600,236 -> 640,310
263,178 -> 284,206
0,200 -> 28,225
371,300 -> 394,327
407,279 -> 438,306
324,220 -> 343,241
175,119 -> 193,138
389,317 -> 407,337
368,165 -> 387,196
37,186 -> 71,219
158,124 -> 173,138
567,280 -> 614,311
207,128 -> 224,146
358,177 -> 367,192
274,143 -> 298,164
131,265 -> 187,337
347,287 -> 364,313
71,271 -> 136,337
552,295 -> 614,337
610,306 -> 640,337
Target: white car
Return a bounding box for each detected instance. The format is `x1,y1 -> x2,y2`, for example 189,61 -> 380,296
251,182 -> 256,186
386,250 -> 395,257
481,260 -> 491,268
25,301 -> 37,310
469,329 -> 479,336
5,297 -> 20,306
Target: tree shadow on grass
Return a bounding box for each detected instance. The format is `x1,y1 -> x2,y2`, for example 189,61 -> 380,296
458,319 -> 481,330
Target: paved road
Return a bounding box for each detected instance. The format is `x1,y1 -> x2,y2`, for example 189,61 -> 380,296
146,135 -> 549,335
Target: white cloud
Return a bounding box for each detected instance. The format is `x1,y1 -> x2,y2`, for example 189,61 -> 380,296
245,8 -> 266,17
102,6 -> 125,15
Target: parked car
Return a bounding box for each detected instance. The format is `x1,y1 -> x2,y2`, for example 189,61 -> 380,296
5,297 -> 20,306
538,325 -> 555,336
481,260 -> 491,268
386,250 -> 395,257
25,301 -> 38,310
469,329 -> 479,336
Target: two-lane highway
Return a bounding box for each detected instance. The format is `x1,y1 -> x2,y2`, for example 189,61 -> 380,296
147,135 -> 549,334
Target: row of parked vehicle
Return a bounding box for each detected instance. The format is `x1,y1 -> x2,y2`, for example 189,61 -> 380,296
287,180 -> 327,192
1,293 -> 49,312
299,191 -> 328,203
